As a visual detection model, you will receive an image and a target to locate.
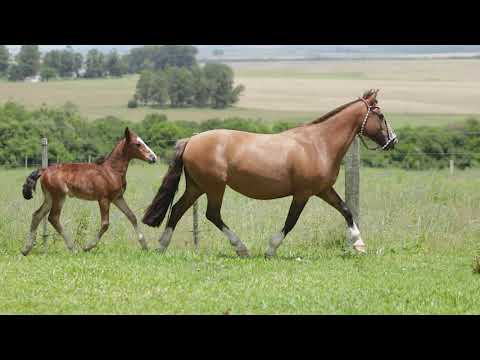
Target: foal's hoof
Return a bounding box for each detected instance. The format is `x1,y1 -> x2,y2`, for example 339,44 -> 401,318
21,249 -> 31,257
156,247 -> 167,254
236,248 -> 250,258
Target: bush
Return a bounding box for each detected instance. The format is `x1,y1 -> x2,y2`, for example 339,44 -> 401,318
0,100 -> 479,170
127,99 -> 138,109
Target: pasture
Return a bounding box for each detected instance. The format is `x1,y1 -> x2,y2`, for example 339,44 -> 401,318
1,164 -> 479,314
0,59 -> 479,126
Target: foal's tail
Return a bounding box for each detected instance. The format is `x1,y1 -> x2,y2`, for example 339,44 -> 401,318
142,138 -> 190,228
22,169 -> 43,200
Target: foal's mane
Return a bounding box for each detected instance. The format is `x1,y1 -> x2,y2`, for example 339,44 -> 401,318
94,137 -> 126,165
301,89 -> 376,127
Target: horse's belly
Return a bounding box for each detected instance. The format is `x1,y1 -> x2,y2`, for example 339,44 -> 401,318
226,170 -> 292,200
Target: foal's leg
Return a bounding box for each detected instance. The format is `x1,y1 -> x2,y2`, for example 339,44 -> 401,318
48,195 -> 77,252
265,196 -> 309,258
113,196 -> 148,250
157,184 -> 203,253
22,192 -> 52,256
84,198 -> 110,252
317,187 -> 366,253
205,188 -> 250,258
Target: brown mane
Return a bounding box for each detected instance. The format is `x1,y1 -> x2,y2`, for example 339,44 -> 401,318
301,89 -> 377,127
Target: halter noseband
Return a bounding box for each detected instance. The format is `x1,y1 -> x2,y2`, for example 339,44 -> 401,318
358,97 -> 397,151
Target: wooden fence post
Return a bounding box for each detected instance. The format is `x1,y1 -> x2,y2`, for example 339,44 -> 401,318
192,133 -> 200,251
25,154 -> 28,169
41,138 -> 49,248
345,137 -> 360,245
193,201 -> 199,251
449,158 -> 454,175
88,155 -> 92,164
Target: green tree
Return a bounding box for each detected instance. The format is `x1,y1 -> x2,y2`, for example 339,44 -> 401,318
59,47 -> 75,77
165,66 -> 194,107
203,63 -> 244,109
104,50 -> 124,77
73,52 -> 83,77
150,71 -> 169,106
135,70 -> 155,105
16,45 -> 40,78
84,49 -> 105,78
43,50 -> 62,72
40,66 -> 57,81
125,45 -> 198,73
0,45 -> 10,75
191,65 -> 210,107
7,64 -> 24,81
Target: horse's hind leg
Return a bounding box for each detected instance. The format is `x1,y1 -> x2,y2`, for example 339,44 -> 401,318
84,198 -> 110,252
22,192 -> 52,256
113,196 -> 148,250
158,179 -> 203,252
205,188 -> 250,258
317,187 -> 365,253
265,195 -> 309,258
48,195 -> 76,252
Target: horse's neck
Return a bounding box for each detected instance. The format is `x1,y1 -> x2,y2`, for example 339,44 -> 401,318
104,140 -> 130,177
307,105 -> 363,161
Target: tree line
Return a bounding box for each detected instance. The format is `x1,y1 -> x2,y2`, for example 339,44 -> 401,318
131,63 -> 245,109
0,45 -> 204,82
0,101 -> 479,170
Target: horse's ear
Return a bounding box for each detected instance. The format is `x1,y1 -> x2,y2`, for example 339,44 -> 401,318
125,127 -> 132,143
363,89 -> 379,103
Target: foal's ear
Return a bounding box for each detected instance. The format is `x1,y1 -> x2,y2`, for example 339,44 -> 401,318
124,127 -> 132,143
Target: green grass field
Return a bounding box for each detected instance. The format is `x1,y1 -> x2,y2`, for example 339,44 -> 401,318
1,164 -> 479,314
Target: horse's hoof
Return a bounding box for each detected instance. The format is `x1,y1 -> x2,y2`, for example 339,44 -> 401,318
236,248 -> 250,258
156,247 -> 167,254
83,246 -> 93,252
21,249 -> 30,257
354,244 -> 367,254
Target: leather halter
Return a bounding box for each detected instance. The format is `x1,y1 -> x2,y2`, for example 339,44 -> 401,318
357,97 -> 397,151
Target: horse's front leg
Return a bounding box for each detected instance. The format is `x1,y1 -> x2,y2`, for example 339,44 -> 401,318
317,187 -> 366,253
84,198 -> 110,252
113,196 -> 148,250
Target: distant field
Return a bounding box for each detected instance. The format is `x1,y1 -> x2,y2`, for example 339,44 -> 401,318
0,59 -> 479,126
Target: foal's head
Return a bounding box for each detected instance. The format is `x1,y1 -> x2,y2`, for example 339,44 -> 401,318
359,89 -> 398,151
123,127 -> 158,163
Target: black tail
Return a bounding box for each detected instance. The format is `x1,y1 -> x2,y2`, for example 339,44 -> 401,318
142,139 -> 190,227
22,169 -> 42,200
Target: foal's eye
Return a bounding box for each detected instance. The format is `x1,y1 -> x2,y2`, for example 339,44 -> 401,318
136,143 -> 141,147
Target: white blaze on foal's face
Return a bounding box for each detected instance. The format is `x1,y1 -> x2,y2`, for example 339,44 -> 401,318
135,136 -> 158,163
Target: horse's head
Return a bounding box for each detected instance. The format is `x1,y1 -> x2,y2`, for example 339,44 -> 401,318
124,127 -> 158,164
358,89 -> 398,151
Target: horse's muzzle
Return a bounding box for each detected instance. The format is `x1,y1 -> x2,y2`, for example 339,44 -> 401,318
385,137 -> 398,151
148,155 -> 157,164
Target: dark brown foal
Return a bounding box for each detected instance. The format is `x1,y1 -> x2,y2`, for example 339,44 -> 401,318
143,90 -> 398,258
21,128 -> 157,256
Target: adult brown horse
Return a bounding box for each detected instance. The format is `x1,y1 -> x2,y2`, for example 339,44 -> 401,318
21,128 -> 157,256
143,89 -> 398,258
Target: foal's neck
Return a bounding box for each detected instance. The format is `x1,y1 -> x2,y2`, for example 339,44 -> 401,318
104,140 -> 131,177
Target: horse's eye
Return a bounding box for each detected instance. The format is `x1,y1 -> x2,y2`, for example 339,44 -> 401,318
136,143 -> 141,147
